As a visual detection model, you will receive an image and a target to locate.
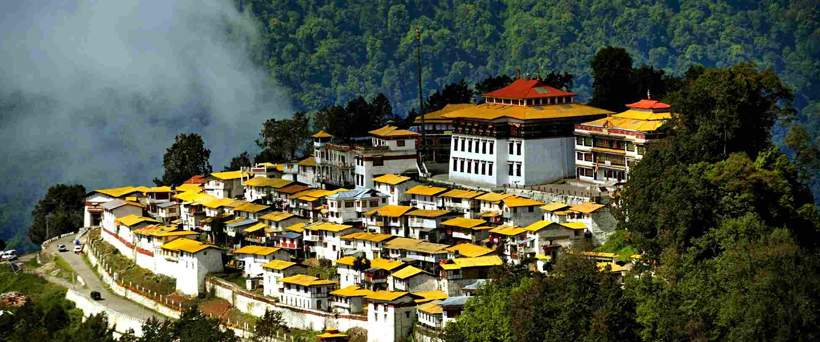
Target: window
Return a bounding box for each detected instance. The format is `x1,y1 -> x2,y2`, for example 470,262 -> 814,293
489,162 -> 493,176
480,162 -> 486,175
453,159 -> 458,171
467,139 -> 472,153
460,159 -> 465,172
467,160 -> 472,173
626,142 -> 635,152
508,141 -> 514,154
453,138 -> 459,151
370,200 -> 379,207
397,140 -> 405,147
508,163 -> 514,176
516,142 -> 522,155
373,157 -> 384,166
528,206 -> 534,212
636,145 -> 645,155
584,137 -> 593,146
489,141 -> 494,154
516,163 -> 522,176
482,141 -> 487,154
577,152 -> 584,160
345,201 -> 354,208
461,138 -> 466,151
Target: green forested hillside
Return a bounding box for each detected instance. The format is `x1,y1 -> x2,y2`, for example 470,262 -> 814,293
241,0 -> 818,113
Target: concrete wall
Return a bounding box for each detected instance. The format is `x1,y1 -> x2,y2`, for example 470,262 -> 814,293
66,289 -> 145,337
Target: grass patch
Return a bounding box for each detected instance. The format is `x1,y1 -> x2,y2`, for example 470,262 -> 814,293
302,259 -> 336,280
53,255 -> 77,282
212,269 -> 246,288
88,229 -> 176,296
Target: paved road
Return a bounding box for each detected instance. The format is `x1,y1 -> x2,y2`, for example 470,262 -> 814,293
45,233 -> 162,321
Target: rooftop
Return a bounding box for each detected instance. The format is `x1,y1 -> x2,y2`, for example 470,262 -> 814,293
482,79 -> 576,100
368,125 -> 419,139
405,185 -> 448,196
372,173 -> 412,185
161,238 -> 217,254
365,205 -> 415,218
442,102 -> 612,122
281,274 -> 336,287
446,243 -> 495,258
210,170 -> 244,180
233,245 -> 280,256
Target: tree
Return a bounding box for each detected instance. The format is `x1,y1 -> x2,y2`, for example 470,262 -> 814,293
474,75 -> 513,102
28,184 -> 85,244
154,133 -> 212,186
257,112 -> 311,162
254,309 -> 288,342
590,47 -> 636,111
424,79 -> 473,113
72,313 -> 116,342
224,151 -> 253,171
539,71 -> 574,90
0,239 -> 5,251
127,307 -> 237,342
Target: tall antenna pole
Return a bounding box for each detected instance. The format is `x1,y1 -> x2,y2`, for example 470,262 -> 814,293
416,26 -> 425,163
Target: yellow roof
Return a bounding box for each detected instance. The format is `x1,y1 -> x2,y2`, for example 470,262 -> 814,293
490,225 -> 527,236
330,285 -> 372,298
304,222 -> 355,233
441,217 -> 486,229
541,202 -> 570,212
570,202 -> 605,214
414,103 -> 470,123
523,220 -> 552,232
335,256 -> 356,266
413,290 -> 448,302
234,245 -> 280,256
175,191 -> 212,203
281,274 -> 335,287
317,330 -> 348,339
93,186 -> 144,198
440,255 -> 503,270
405,185 -> 448,196
243,222 -> 268,233
312,130 -> 333,138
596,262 -> 629,273
133,225 -> 198,237
233,202 -> 270,213
370,258 -> 405,271
116,215 -> 159,227
417,302 -> 443,315
560,222 -> 588,230
479,211 -> 501,218
175,183 -> 202,193
503,196 -> 545,208
211,170 -> 243,180
286,222 -> 306,233
262,259 -> 299,271
582,251 -> 617,259
368,125 -> 419,138
581,110 -> 670,132
441,103 -> 612,121
259,211 -> 295,222
391,265 -> 425,280
202,198 -> 242,209
372,173 -> 412,185
384,237 -> 450,254
161,238 -> 217,254
440,189 -> 485,199
407,209 -> 453,218
365,290 -> 411,302
446,243 -> 495,258
297,157 -> 317,167
365,205 -> 414,218
144,186 -> 173,193
341,232 -> 394,243
475,192 -> 513,202
243,177 -> 292,188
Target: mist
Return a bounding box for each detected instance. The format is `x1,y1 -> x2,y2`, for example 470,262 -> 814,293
0,1 -> 291,244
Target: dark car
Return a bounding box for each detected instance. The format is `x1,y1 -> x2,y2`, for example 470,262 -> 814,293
90,291 -> 102,300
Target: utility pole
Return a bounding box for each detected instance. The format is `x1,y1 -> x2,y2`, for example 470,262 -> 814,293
416,25 -> 426,164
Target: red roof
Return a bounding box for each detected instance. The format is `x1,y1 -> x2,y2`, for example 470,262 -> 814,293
626,99 -> 670,110
183,175 -> 206,185
482,79 -> 576,100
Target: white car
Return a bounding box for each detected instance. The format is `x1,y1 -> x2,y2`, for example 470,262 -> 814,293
74,245 -> 83,253
58,244 -> 68,252
1,250 -> 17,261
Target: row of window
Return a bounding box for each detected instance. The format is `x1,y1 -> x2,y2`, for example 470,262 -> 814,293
507,141 -> 522,155
453,137 -> 494,154
576,167 -> 626,180
452,158 -> 495,176
508,162 -> 523,177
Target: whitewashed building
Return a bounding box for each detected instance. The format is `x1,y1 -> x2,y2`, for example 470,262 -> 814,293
204,171 -> 245,199
439,189 -> 485,218
326,188 -> 388,225
445,79 -> 611,186
501,196 -> 544,227
158,238 -> 224,296
233,245 -> 290,278
354,126 -> 420,189
261,260 -> 306,299
372,174 -> 418,205
405,185 -> 448,210
302,222 -> 360,262
279,274 -> 336,311
365,291 -> 420,342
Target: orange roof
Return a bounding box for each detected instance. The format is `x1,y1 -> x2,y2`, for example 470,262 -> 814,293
312,130 -> 333,138
570,202 -> 605,214
626,99 -> 671,110
281,274 -> 336,287
372,174 -> 411,185
503,196 -> 545,208
440,189 -> 484,199
414,103 -> 471,123
365,205 -> 415,218
446,243 -> 495,258
476,192 -> 513,202
405,185 -> 448,196
441,217 -> 486,229
483,79 -> 575,99
407,209 -> 453,218
368,125 -> 419,138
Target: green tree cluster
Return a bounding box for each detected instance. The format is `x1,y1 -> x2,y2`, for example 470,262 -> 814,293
27,183 -> 85,244
154,133 -> 212,186
313,94 -> 393,142
121,306 -> 238,342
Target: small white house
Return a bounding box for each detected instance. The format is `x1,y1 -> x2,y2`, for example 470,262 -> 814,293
439,189 -> 485,218
261,259 -> 306,298
326,188 -> 388,225
405,185 -> 448,210
501,196 -> 544,227
363,205 -> 414,236
279,274 -> 337,311
372,174 -> 418,205
100,199 -> 144,233
159,238 -> 224,296
330,285 -> 371,314
205,171 -> 245,199
339,232 -> 395,260
233,245 -> 290,277
388,265 -> 437,292
242,177 -> 292,203
302,222 -> 360,262
365,291 -> 420,342
406,209 -> 459,243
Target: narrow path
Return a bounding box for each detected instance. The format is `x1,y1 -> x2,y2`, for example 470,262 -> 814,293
44,233 -> 161,321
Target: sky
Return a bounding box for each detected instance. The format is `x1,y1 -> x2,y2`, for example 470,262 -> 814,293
0,1 -> 291,244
